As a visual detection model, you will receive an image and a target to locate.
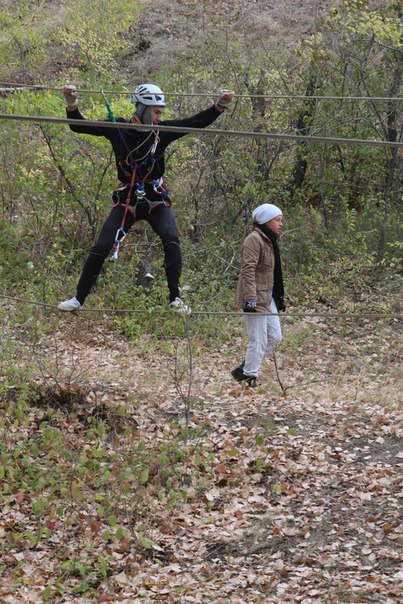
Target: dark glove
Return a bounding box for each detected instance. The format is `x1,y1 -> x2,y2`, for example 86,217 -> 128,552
244,299 -> 257,312
276,298 -> 286,312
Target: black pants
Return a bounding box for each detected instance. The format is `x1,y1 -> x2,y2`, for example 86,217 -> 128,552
76,202 -> 182,304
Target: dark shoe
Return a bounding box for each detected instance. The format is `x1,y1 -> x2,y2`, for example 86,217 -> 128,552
244,375 -> 257,388
231,363 -> 245,382
231,362 -> 257,388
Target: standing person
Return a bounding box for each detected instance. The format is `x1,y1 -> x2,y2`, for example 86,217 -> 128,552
57,83 -> 235,314
232,203 -> 286,387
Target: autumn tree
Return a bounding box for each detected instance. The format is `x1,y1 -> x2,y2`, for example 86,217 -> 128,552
291,0 -> 402,256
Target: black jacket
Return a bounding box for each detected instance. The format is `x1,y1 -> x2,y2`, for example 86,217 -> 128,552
66,105 -> 222,188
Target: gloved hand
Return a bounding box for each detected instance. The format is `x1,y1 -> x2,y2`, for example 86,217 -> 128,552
216,89 -> 235,110
244,299 -> 257,312
61,84 -> 78,108
276,298 -> 286,312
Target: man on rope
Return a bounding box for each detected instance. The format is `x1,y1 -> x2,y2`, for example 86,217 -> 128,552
58,83 -> 235,314
232,203 -> 285,388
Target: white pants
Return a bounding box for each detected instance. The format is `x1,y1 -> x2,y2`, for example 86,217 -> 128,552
243,299 -> 282,377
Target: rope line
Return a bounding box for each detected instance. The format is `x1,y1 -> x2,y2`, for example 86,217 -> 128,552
0,82 -> 401,102
0,113 -> 402,148
0,295 -> 401,320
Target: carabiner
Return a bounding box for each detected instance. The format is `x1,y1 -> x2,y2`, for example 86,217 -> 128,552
108,227 -> 126,262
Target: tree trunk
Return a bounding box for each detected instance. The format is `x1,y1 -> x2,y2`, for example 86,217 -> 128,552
377,61 -> 402,261
286,76 -> 317,200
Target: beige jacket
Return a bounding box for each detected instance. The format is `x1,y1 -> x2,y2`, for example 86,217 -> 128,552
235,228 -> 275,312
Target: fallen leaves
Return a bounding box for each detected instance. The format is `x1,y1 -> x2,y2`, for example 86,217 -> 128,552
0,315 -> 401,602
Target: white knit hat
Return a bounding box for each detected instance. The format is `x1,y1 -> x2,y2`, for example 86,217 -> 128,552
252,203 -> 282,224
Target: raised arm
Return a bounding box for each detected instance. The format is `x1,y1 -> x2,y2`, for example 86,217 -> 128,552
61,84 -> 111,137
160,89 -> 235,143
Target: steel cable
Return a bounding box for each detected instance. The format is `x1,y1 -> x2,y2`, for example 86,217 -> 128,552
0,81 -> 402,102
0,113 -> 402,148
0,294 -> 401,320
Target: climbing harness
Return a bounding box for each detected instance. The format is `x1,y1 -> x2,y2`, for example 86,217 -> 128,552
127,178 -> 170,212
99,90 -> 167,263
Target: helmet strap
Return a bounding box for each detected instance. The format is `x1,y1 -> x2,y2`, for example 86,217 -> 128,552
142,106 -> 153,125
134,103 -> 153,125
135,102 -> 147,120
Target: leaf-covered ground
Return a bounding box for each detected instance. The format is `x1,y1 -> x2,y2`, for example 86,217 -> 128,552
1,309 -> 401,603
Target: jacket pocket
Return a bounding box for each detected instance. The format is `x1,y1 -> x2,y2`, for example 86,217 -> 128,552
256,287 -> 270,303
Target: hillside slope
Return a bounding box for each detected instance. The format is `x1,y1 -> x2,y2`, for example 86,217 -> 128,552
120,0 -> 335,79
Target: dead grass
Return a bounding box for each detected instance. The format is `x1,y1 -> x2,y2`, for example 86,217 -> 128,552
113,0 -> 337,78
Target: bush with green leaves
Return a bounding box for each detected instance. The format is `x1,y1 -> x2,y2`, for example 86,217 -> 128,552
0,0 -> 401,331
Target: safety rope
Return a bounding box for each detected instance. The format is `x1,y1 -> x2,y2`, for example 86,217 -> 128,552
0,113 -> 401,148
109,166 -> 137,263
0,294 -> 401,319
99,88 -> 132,262
100,90 -> 113,122
0,82 -> 401,102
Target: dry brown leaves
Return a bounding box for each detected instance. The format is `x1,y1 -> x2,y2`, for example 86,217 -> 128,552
0,311 -> 402,603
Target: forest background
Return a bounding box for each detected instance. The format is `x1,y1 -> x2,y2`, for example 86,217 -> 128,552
0,0 -> 402,603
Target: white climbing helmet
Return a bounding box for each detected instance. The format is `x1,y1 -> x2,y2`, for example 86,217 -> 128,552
131,84 -> 166,106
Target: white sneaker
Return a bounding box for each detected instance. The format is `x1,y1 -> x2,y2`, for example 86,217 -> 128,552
57,296 -> 82,312
169,297 -> 191,316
